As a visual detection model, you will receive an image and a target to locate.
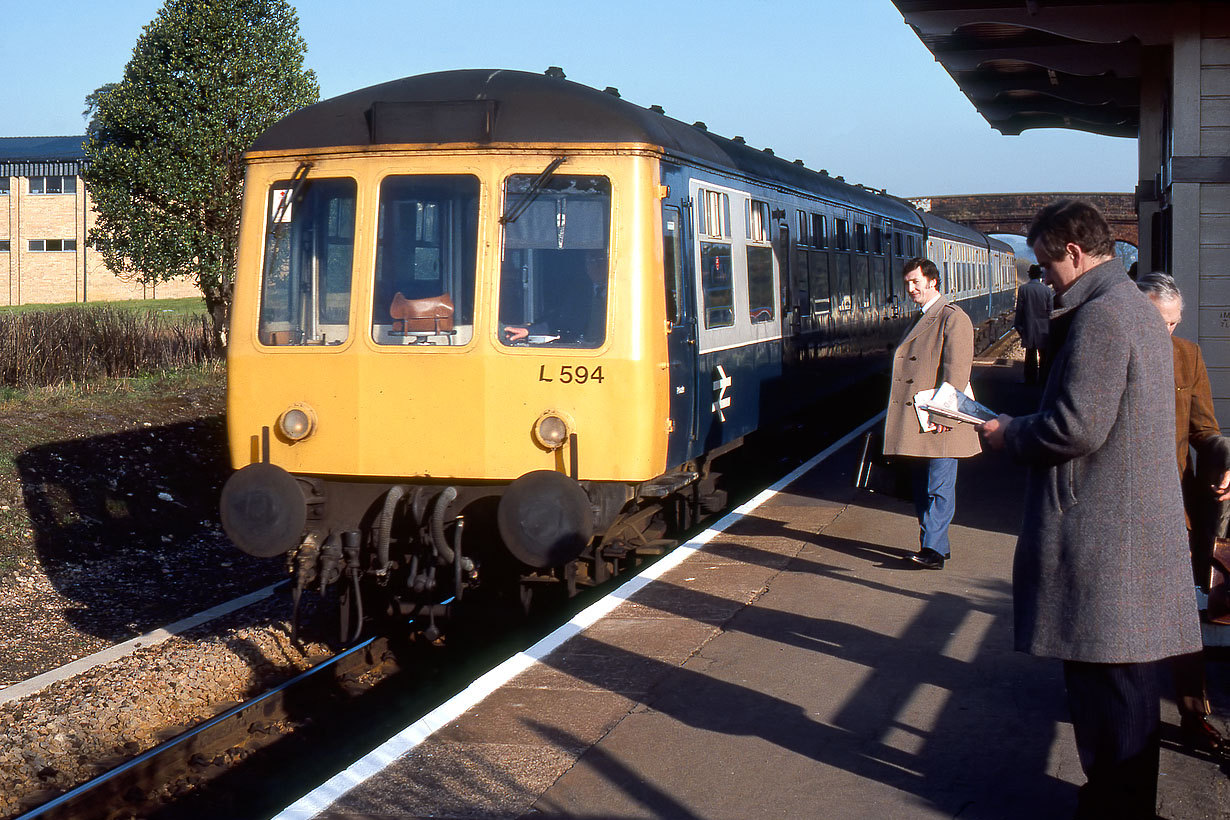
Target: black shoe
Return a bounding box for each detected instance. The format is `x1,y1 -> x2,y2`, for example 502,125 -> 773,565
1180,715 -> 1226,754
910,548 -> 946,570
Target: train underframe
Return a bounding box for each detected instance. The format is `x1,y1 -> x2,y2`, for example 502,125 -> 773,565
251,458 -> 731,646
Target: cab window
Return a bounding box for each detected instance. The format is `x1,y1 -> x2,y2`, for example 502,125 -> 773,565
499,174 -> 611,348
259,177 -> 356,346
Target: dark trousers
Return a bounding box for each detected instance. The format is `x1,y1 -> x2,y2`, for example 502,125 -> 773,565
1063,660 -> 1161,819
1024,347 -> 1044,384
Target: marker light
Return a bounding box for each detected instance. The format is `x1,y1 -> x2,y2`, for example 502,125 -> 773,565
278,406 -> 316,442
533,412 -> 570,450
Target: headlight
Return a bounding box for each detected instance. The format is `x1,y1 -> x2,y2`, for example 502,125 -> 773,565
278,405 -> 316,442
533,412 -> 571,450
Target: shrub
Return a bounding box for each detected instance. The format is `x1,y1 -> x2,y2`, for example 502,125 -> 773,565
0,306 -> 217,388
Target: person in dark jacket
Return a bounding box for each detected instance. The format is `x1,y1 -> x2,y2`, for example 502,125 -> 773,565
979,201 -> 1202,819
1137,271 -> 1230,756
1014,264 -> 1053,384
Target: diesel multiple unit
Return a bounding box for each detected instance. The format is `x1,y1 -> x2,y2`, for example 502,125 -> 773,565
219,69 -> 1016,640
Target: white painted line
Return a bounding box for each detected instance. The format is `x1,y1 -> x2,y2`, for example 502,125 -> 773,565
0,581 -> 288,706
273,412 -> 885,820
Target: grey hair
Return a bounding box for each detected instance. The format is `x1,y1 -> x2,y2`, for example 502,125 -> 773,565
1136,271 -> 1183,306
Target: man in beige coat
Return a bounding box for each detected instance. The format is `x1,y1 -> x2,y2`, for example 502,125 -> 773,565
883,257 -> 981,569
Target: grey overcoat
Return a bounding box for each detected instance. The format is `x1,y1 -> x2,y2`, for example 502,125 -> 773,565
883,296 -> 982,459
1003,259 -> 1202,663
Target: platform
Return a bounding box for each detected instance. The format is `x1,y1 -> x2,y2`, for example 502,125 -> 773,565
277,362 -> 1230,820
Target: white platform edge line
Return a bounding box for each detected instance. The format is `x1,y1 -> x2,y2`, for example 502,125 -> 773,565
273,412 -> 886,820
0,581 -> 288,707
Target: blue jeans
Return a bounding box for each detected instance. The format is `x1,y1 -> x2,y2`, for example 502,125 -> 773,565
910,457 -> 958,557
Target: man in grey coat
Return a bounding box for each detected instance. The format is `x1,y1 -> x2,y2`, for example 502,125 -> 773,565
980,201 -> 1202,819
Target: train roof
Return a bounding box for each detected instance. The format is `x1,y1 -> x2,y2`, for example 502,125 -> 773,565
918,210 -> 991,247
250,68 -> 923,226
987,235 -> 1014,254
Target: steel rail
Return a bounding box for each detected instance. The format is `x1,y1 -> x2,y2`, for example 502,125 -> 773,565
13,636 -> 390,820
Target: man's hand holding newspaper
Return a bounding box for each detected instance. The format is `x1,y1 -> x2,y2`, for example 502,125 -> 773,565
913,381 -> 998,432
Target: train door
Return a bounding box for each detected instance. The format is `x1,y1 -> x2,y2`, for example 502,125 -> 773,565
662,171 -> 697,468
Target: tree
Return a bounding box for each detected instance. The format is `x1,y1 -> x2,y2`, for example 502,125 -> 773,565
84,0 -> 319,347
82,83 -> 119,137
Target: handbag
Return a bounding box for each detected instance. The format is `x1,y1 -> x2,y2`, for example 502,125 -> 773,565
1208,537 -> 1230,625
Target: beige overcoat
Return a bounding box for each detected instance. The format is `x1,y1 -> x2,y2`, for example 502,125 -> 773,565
883,296 -> 982,459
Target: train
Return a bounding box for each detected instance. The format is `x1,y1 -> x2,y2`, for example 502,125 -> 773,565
218,68 -> 1017,641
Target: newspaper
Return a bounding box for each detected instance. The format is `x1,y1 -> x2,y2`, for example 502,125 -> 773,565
913,381 -> 997,431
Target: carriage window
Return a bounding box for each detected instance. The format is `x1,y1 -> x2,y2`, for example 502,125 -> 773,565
797,210 -> 810,247
260,177 -> 357,346
835,254 -> 853,311
701,242 -> 734,328
871,257 -> 886,306
499,174 -> 611,348
698,189 -> 730,238
747,246 -> 774,323
809,252 -> 831,315
371,175 -> 479,346
813,214 -> 827,248
793,249 -> 810,312
853,255 -> 870,308
663,205 -> 684,325
835,218 -> 849,250
747,199 -> 770,242
855,223 -> 868,253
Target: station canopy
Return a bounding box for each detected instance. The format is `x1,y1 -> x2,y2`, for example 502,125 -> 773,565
891,1 -> 1174,137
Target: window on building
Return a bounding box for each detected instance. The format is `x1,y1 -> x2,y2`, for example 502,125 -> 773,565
0,177 -> 9,195
28,239 -> 78,252
29,176 -> 77,195
0,240 -> 9,252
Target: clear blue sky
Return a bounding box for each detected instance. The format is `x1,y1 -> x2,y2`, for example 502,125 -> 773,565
3,1 -> 1139,198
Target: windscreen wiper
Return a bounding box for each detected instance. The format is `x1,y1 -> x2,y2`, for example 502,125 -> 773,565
272,161 -> 314,225
500,156 -> 566,225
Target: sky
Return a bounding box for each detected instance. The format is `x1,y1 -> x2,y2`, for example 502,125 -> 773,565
1,1 -> 1139,198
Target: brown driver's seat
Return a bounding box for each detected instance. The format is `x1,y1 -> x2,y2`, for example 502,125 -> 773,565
390,292 -> 455,334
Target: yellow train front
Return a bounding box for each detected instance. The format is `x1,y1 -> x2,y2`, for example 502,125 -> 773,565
221,70 -> 693,639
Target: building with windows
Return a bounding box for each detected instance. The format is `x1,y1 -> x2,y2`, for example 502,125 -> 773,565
0,136 -> 198,306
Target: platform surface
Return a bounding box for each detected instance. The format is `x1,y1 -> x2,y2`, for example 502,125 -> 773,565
291,363 -> 1230,820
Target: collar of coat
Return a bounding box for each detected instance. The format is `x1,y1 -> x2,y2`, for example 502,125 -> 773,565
901,295 -> 951,344
1050,258 -> 1128,322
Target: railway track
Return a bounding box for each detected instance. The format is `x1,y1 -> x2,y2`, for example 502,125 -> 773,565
13,638 -> 400,820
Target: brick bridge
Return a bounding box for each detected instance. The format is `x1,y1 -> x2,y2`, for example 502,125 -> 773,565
909,193 -> 1138,246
